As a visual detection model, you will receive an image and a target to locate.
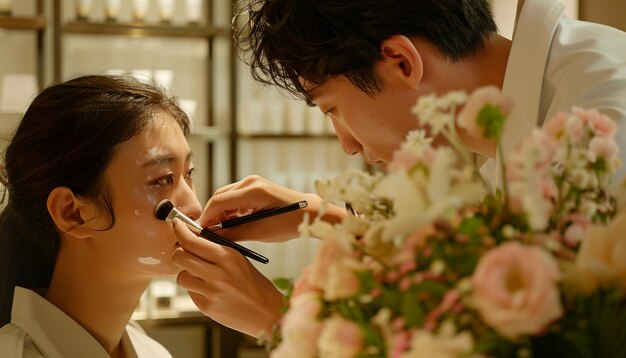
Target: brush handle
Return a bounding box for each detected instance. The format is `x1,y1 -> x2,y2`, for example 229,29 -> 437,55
208,200 -> 308,230
199,228 -> 269,264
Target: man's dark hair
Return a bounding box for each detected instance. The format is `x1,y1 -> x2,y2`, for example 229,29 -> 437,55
235,0 -> 498,101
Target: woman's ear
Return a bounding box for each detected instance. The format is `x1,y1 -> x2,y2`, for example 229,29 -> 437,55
47,187 -> 96,239
379,35 -> 424,89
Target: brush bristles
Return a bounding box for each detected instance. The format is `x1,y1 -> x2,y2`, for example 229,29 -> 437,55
155,199 -> 175,221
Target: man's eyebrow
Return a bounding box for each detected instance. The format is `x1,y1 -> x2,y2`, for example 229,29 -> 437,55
141,152 -> 192,168
303,83 -> 322,107
305,96 -> 315,107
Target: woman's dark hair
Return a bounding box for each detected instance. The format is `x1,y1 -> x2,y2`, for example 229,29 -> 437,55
235,0 -> 498,101
0,75 -> 190,325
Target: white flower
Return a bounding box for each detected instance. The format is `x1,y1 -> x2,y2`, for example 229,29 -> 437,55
427,147 -> 456,204
438,91 -> 468,108
420,111 -> 454,136
315,170 -> 382,217
569,168 -> 590,189
402,322 -> 474,358
374,170 -> 430,240
412,92 -> 467,137
574,212 -> 626,294
507,130 -> 558,231
411,93 -> 438,120
403,130 -> 433,150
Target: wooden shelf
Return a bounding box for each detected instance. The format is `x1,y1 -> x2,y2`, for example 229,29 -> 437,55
63,20 -> 230,38
0,15 -> 46,30
237,133 -> 337,140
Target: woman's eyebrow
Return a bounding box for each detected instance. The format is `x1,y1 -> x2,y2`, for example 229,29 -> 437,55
141,152 -> 192,168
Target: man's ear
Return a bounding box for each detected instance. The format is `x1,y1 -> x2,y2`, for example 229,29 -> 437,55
380,35 -> 424,88
47,187 -> 97,239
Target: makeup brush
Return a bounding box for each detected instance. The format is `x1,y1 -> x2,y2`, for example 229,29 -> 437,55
155,199 -> 269,264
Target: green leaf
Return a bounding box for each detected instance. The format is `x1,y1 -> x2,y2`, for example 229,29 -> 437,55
272,277 -> 292,291
587,290 -> 626,358
476,104 -> 506,139
401,293 -> 425,328
413,281 -> 448,297
458,216 -> 484,238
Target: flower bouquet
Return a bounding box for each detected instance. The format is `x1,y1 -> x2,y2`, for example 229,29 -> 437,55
266,87 -> 626,358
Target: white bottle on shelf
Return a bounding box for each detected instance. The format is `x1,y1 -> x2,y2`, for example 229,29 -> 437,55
239,99 -> 265,135
265,100 -> 285,134
76,0 -> 92,21
132,0 -> 150,22
158,0 -> 175,23
105,0 -> 121,22
0,0 -> 13,16
306,106 -> 325,135
185,0 -> 202,24
285,101 -> 307,134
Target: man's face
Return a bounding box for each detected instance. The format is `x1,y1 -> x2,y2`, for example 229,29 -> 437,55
307,73 -> 423,170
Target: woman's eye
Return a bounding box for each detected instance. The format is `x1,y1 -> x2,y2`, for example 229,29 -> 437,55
155,174 -> 174,186
186,168 -> 196,181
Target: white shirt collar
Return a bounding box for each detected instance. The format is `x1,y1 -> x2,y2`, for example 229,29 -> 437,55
486,0 -> 565,187
10,287 -> 138,358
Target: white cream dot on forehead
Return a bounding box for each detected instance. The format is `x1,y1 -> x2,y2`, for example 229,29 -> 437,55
138,257 -> 161,265
146,147 -> 167,156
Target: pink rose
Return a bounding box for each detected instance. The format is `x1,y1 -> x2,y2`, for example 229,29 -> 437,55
390,147 -> 421,171
292,266 -> 321,300
324,258 -> 363,300
272,292 -> 323,358
573,107 -> 617,138
318,315 -> 363,358
309,236 -> 352,290
471,242 -> 563,339
588,136 -> 619,163
565,115 -> 585,142
457,85 -> 512,138
544,111 -> 569,139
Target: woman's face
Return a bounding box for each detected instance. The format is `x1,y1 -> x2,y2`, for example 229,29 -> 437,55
87,112 -> 202,278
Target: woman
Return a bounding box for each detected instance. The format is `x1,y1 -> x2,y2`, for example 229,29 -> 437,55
0,75 -> 202,357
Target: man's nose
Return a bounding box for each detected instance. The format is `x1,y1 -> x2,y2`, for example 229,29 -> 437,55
332,118 -> 361,156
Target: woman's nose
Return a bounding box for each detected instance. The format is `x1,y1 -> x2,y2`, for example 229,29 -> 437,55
174,181 -> 202,221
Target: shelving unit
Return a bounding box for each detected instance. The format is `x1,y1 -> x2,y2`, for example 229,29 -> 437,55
0,15 -> 46,30
51,0 -> 233,196
0,0 -> 46,89
237,133 -> 337,140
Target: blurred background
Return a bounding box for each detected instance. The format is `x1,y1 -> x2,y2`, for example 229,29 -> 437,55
0,0 -> 620,356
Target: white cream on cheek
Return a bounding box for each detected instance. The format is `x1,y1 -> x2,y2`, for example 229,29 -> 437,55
138,257 -> 162,265
146,193 -> 159,207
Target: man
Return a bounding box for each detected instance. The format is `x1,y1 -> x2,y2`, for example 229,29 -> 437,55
171,0 -> 626,337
